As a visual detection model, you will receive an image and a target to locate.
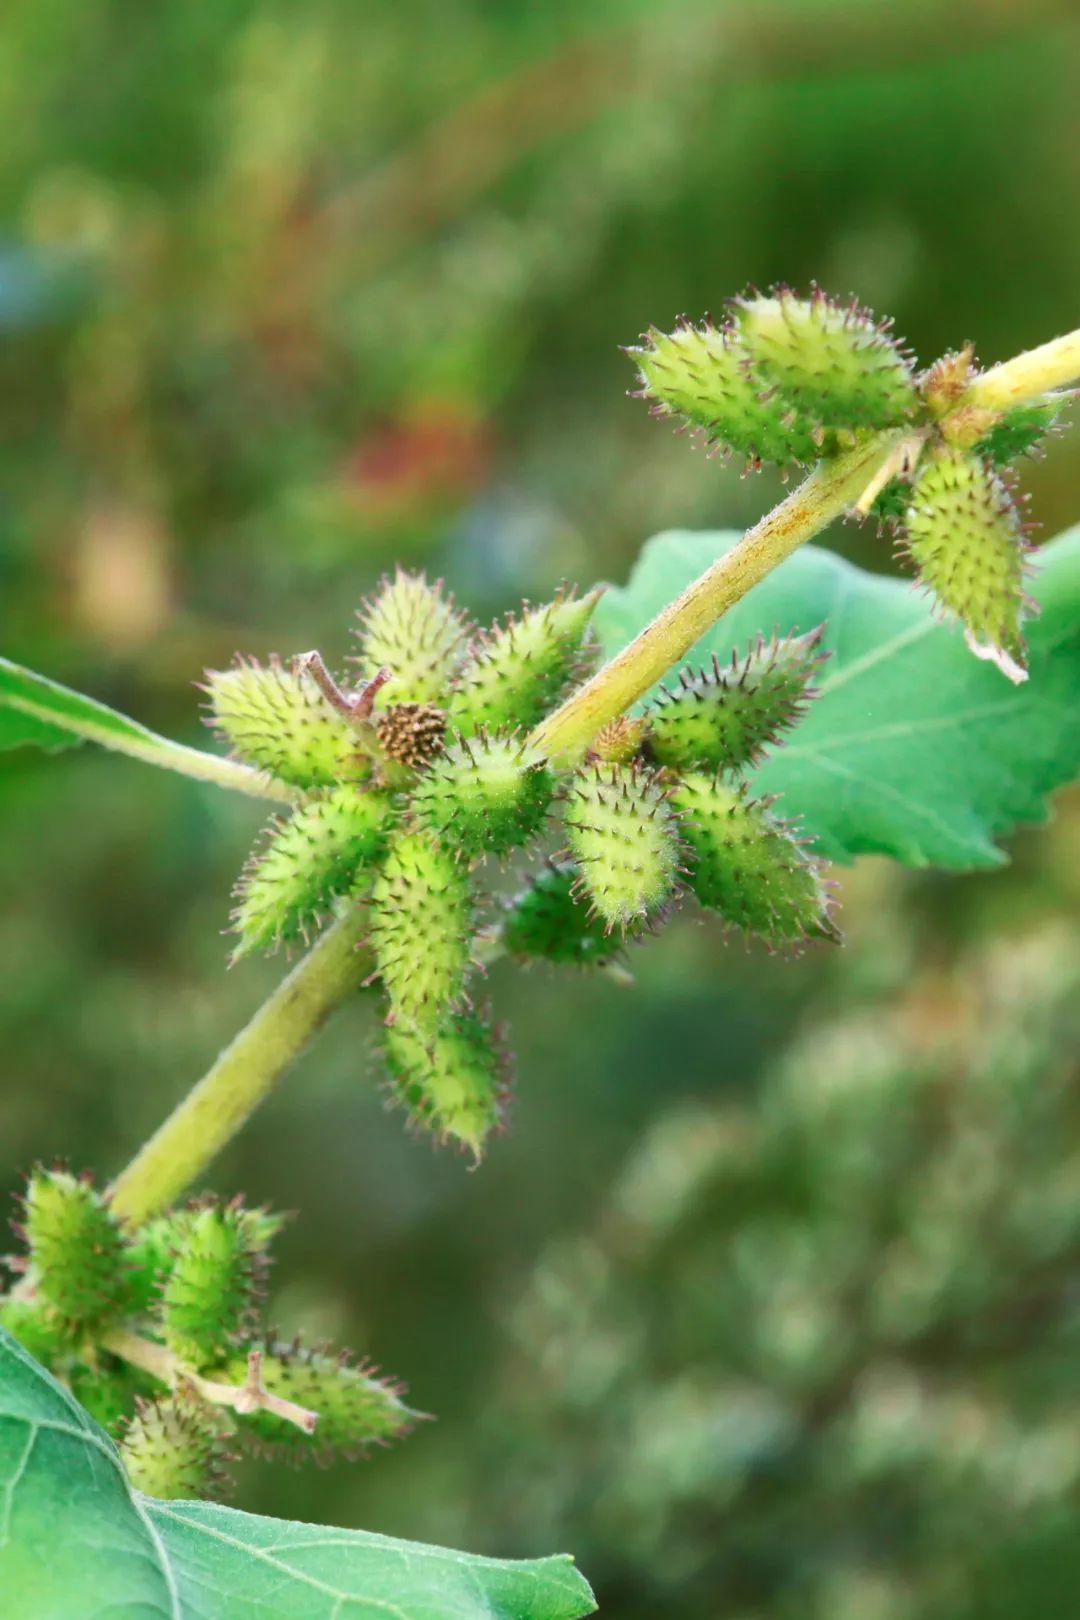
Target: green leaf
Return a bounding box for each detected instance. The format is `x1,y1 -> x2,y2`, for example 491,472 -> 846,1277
595,527 -> 1080,867
0,656 -> 296,803
0,1326 -> 595,1620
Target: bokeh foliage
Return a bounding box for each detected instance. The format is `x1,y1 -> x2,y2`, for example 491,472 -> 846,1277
1,2 -> 1078,1615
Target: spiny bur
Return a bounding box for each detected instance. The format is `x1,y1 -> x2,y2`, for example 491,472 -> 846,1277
975,397 -> 1064,469
730,287 -> 917,432
351,570 -> 468,703
70,1361 -> 156,1440
672,772 -> 838,947
203,657 -> 363,787
214,1339 -> 414,1462
902,448 -> 1031,680
368,831 -> 473,1035
564,762 -> 683,934
447,590 -> 601,735
502,861 -> 619,968
22,1169 -> 129,1329
231,785 -> 396,958
383,1007 -> 510,1160
160,1202 -> 271,1369
0,1297 -> 74,1366
647,628 -> 826,773
591,715 -> 647,764
412,730 -> 552,857
120,1392 -> 235,1500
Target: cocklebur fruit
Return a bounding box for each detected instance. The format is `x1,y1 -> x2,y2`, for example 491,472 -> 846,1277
0,1297 -> 74,1366
22,1169 -> 129,1328
160,1202 -> 270,1369
647,628 -> 825,773
628,316 -> 823,467
563,762 -> 683,933
412,730 -> 552,857
447,590 -> 601,735
202,657 -> 362,787
124,1214 -> 185,1315
214,1339 -> 414,1461
120,1392 -> 235,1499
730,287 -> 917,432
502,861 -> 618,968
368,831 -> 473,1035
70,1360 -> 155,1440
351,569 -> 468,703
231,785 -> 396,958
383,1006 -> 510,1159
672,772 -> 838,946
901,447 -> 1031,680
975,397 -> 1064,468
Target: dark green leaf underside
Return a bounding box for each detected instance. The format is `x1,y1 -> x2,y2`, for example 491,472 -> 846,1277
0,1326 -> 595,1620
595,527 -> 1080,867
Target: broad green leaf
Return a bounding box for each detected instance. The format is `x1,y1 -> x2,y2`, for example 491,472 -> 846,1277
0,1326 -> 596,1620
595,527 -> 1080,867
0,656 -> 296,803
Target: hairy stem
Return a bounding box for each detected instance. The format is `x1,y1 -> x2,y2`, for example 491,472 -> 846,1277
530,430 -> 905,761
108,909 -> 371,1226
966,327 -> 1080,411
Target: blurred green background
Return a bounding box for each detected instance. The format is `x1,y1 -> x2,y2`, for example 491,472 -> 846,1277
2,2 -> 1079,1615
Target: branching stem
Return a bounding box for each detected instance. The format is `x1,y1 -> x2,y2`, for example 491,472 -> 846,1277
529,430 -> 906,761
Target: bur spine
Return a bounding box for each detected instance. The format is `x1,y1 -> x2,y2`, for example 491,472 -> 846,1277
352,570 -> 468,703
648,628 -> 825,773
564,762 -> 682,933
503,861 -> 618,968
368,831 -> 473,1035
203,657 -> 362,787
232,785 -> 396,957
447,590 -> 601,735
673,772 -> 837,946
902,448 -> 1031,679
216,1339 -> 413,1461
23,1169 -> 128,1328
412,730 -> 552,857
384,1007 -> 510,1159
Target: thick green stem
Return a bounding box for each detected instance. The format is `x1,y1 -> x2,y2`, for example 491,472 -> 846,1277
529,431 -> 905,762
966,327 -> 1080,411
108,909 -> 371,1226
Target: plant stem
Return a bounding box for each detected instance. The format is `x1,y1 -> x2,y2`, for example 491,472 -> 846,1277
107,909 -> 371,1226
966,327 -> 1080,411
529,430 -> 905,761
102,1329 -> 318,1432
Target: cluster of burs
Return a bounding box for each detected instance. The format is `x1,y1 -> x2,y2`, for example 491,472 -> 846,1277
1,1171 -> 412,1496
199,567 -> 840,1159
631,285 -> 1066,680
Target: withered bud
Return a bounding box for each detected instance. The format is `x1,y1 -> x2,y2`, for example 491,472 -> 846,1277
375,703 -> 447,770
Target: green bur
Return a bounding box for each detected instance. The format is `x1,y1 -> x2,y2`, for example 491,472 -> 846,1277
672,772 -> 837,946
412,730 -> 552,856
976,396 -> 1064,467
647,628 -> 825,773
384,1008 -> 509,1160
160,1205 -> 268,1369
368,831 -> 473,1035
120,1394 -> 233,1500
351,569 -> 469,703
232,785 -> 396,958
203,657 -> 362,787
629,317 -> 822,467
23,1169 -> 128,1329
732,288 -> 917,432
564,762 -> 682,934
902,448 -> 1030,677
502,861 -> 618,968
213,1340 -> 414,1461
447,590 -> 601,735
